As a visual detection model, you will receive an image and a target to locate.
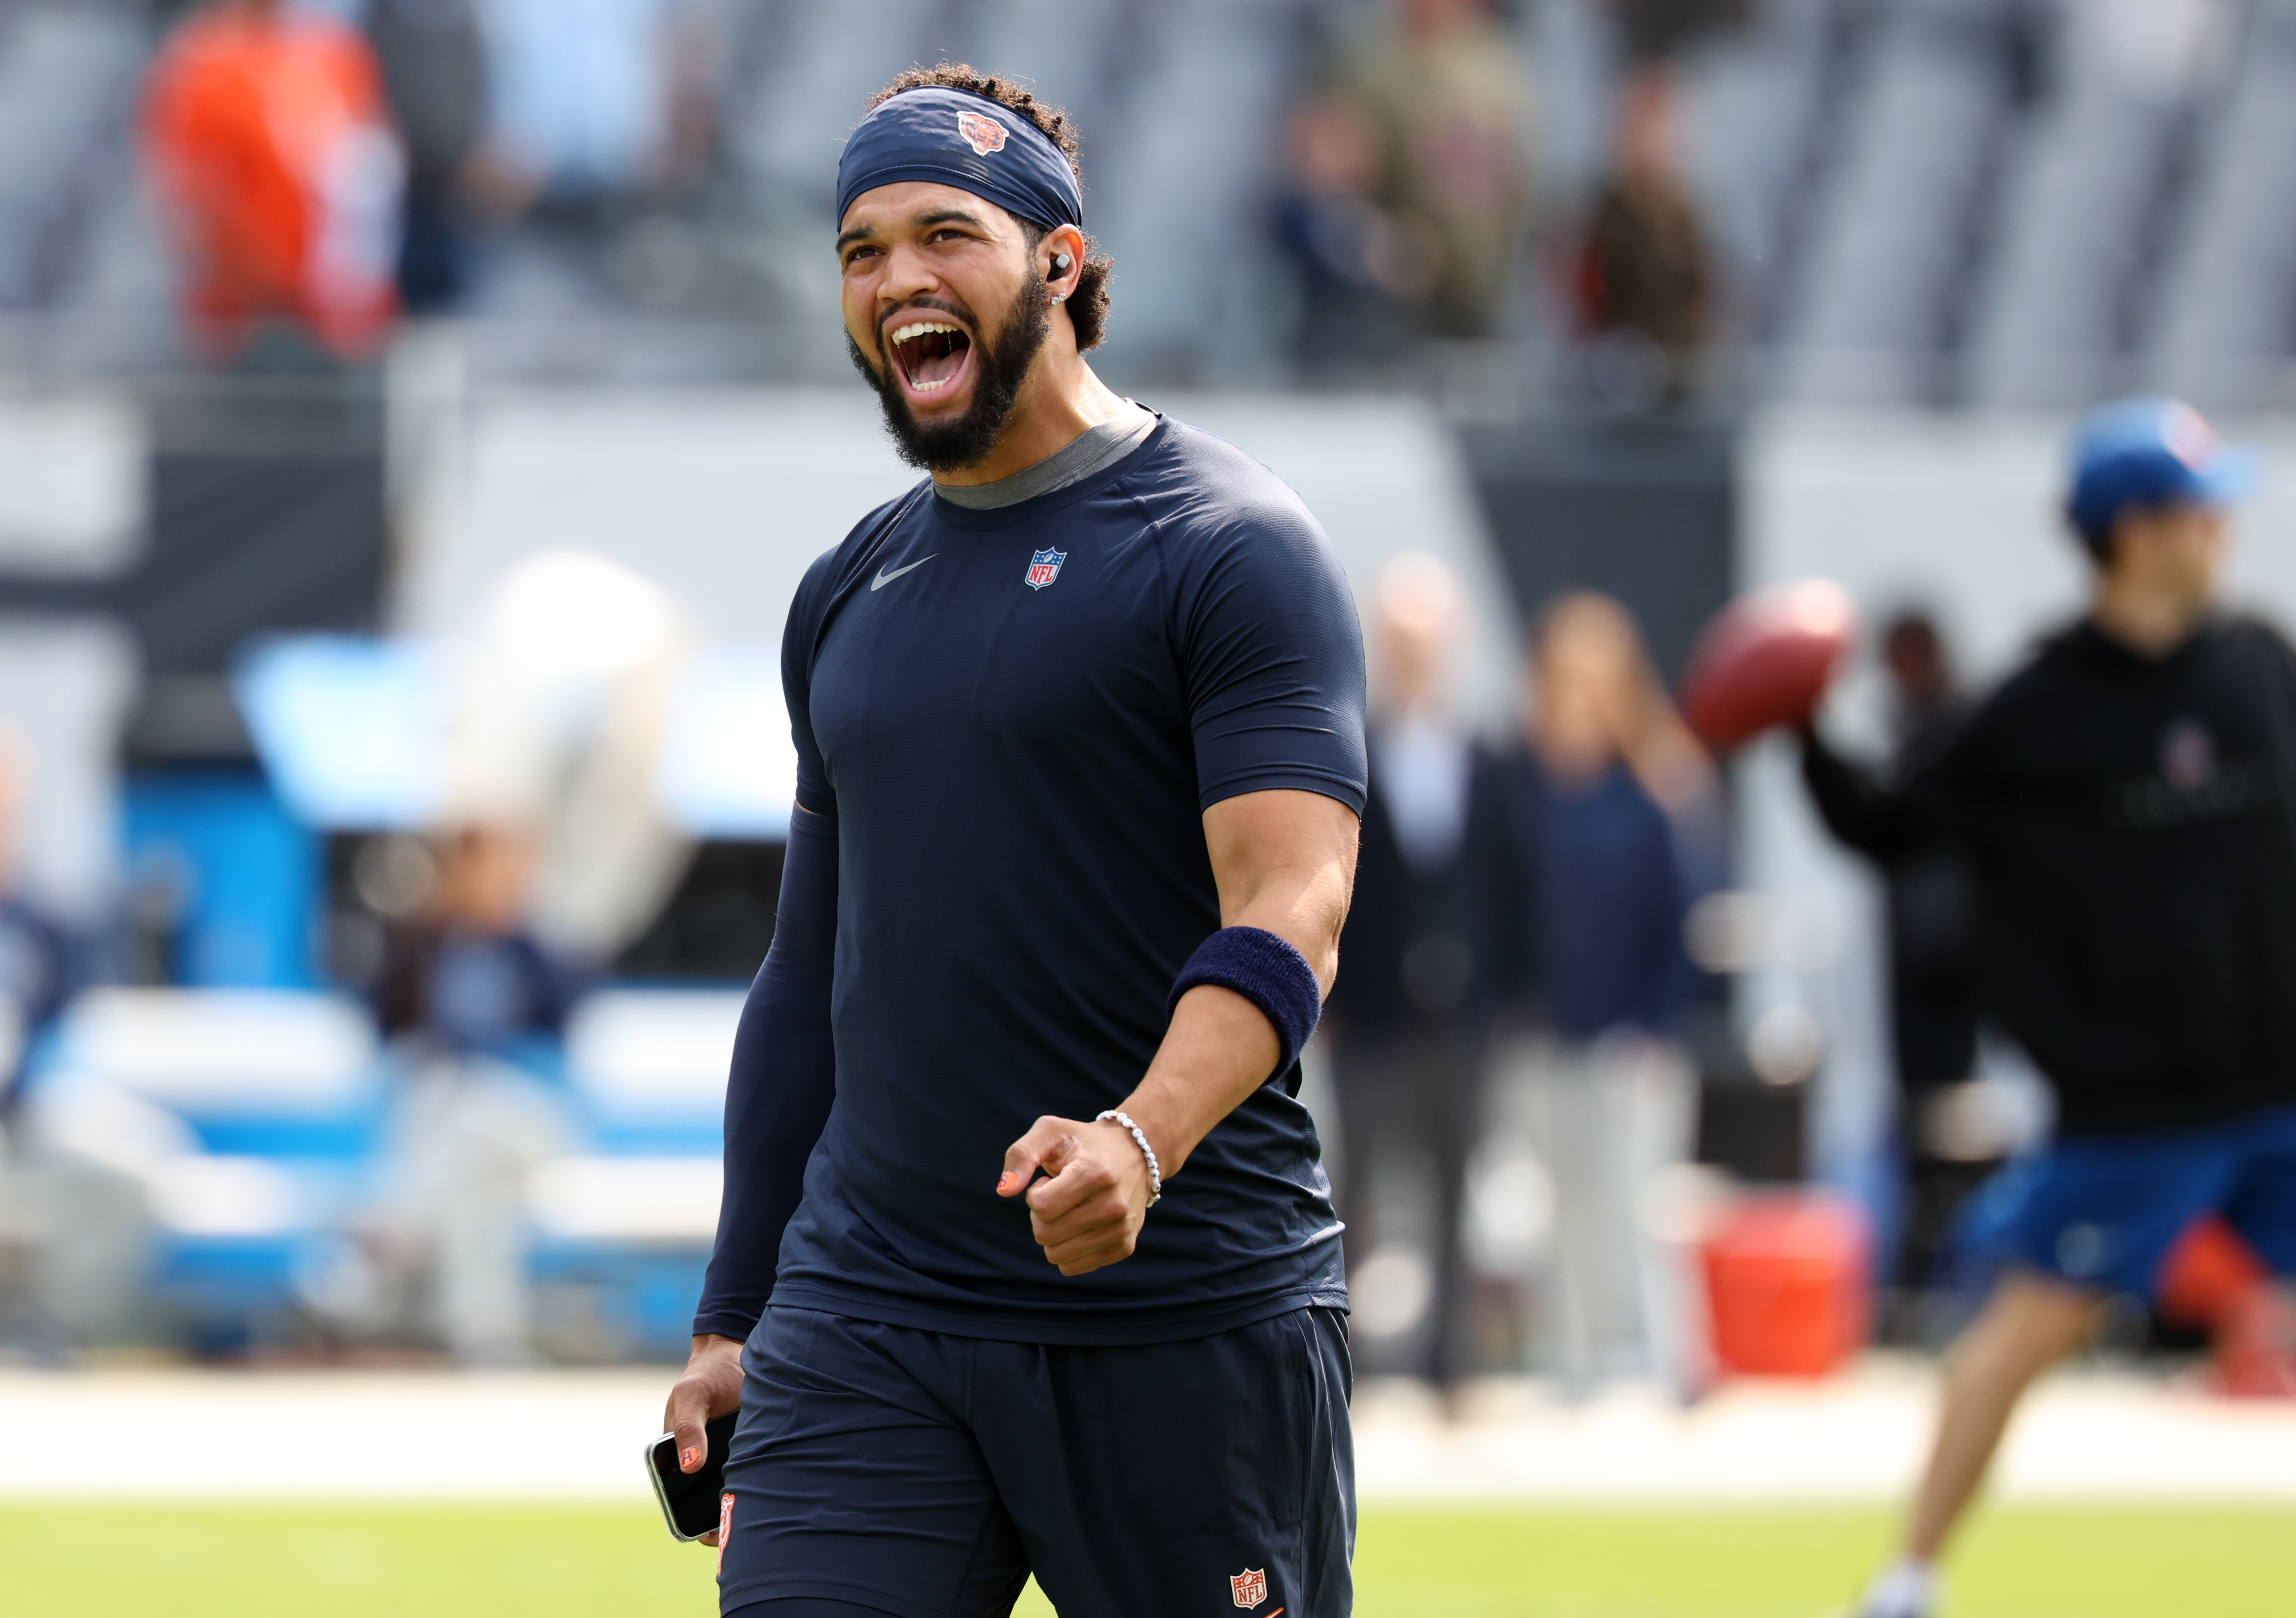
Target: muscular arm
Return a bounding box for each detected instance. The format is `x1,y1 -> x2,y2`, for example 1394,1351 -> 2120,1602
999,787 -> 1359,1275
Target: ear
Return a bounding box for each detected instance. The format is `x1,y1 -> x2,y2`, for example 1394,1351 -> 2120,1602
1044,224 -> 1086,298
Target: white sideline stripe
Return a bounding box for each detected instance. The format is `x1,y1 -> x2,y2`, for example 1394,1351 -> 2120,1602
1352,1363 -> 2296,1503
0,1361 -> 2293,1503
0,1370 -> 673,1503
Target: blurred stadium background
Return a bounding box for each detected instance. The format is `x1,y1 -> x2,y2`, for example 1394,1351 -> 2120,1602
1,0 -> 2295,1613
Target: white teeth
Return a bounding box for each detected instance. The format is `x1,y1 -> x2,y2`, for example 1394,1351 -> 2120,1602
887,319 -> 965,394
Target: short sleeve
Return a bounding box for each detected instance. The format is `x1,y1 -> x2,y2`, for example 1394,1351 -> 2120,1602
782,549 -> 839,816
1173,504 -> 1368,816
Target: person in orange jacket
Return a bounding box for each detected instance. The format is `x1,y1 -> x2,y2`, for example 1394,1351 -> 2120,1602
143,0 -> 404,361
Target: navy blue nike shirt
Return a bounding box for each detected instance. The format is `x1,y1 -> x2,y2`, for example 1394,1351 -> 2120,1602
749,413 -> 1367,1344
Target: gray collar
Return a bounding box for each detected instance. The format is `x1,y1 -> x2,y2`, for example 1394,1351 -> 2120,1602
932,403 -> 1157,511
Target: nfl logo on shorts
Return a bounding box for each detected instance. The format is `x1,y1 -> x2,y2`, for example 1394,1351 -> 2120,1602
1025,547 -> 1067,590
1229,1568 -> 1268,1609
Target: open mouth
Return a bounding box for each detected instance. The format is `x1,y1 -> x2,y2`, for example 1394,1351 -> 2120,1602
887,318 -> 974,400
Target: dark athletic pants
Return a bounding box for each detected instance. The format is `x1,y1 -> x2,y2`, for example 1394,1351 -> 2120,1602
718,1305 -> 1354,1618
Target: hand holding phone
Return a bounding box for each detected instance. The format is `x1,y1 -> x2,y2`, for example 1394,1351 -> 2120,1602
647,1411 -> 738,1541
654,1333 -> 745,1543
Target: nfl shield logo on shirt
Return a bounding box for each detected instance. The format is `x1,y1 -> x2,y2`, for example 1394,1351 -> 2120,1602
1024,547 -> 1067,590
1229,1568 -> 1268,1609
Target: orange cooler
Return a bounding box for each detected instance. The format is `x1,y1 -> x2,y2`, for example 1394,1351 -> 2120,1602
1701,1191 -> 1872,1378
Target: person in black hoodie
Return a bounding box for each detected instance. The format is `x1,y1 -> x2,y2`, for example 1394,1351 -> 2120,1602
1823,399 -> 2296,1618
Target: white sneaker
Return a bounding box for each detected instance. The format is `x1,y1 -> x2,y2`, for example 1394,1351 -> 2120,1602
1850,1560 -> 1938,1618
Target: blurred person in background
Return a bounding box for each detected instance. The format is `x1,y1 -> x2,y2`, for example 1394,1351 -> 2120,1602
1483,592 -> 1715,1398
447,547 -> 699,968
1324,551 -> 1500,1399
477,0 -> 717,216
1330,0 -> 1534,342
359,818 -> 580,1364
364,0 -> 494,314
1804,400 -> 2296,1618
0,721 -> 83,1354
1608,0 -> 1754,63
143,0 -> 405,363
1853,611 -> 1992,1335
0,721 -> 78,1124
371,821 -> 582,1059
1269,88 -> 1419,379
1575,63 -> 1713,408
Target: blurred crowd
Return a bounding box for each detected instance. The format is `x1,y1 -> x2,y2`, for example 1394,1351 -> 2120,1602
1321,553 -> 2112,1402
0,0 -> 2255,406
126,0 -> 1757,396
1271,0 -> 1747,401
139,0 -> 722,364
1326,552 -> 1728,1400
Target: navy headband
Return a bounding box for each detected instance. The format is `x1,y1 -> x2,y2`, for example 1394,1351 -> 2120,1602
836,86 -> 1083,234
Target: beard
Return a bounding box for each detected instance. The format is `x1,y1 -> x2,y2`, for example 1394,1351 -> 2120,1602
848,269 -> 1052,473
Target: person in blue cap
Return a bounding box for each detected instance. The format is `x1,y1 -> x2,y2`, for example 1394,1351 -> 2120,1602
660,65 -> 1366,1618
1802,397 -> 2296,1618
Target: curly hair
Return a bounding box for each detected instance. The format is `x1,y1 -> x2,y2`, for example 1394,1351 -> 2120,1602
865,63 -> 1114,352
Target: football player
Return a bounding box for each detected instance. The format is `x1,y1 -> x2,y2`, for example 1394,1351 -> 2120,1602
1806,399 -> 2296,1618
662,64 -> 1366,1618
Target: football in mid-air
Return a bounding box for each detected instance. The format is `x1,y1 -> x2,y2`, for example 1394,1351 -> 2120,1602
1679,580 -> 1859,752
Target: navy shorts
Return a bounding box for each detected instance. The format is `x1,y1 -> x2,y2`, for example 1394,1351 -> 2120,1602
1966,1103 -> 2296,1297
717,1304 -> 1354,1618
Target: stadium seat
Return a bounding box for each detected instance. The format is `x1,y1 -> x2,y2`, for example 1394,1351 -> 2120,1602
561,986 -> 742,1154
25,987 -> 385,1338
528,987 -> 744,1356
48,987 -> 381,1152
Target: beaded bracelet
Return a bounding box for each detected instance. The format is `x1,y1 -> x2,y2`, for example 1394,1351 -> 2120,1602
1093,1109 -> 1163,1208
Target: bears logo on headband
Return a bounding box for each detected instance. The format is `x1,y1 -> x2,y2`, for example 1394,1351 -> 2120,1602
957,111 -> 1007,156
836,86 -> 1084,231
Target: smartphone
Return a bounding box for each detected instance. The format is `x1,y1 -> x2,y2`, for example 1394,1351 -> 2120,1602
645,1410 -> 739,1542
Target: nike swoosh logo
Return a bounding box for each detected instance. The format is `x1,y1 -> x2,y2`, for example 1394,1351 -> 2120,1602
871,554 -> 937,590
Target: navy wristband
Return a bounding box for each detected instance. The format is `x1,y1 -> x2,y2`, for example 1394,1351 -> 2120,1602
1166,926 -> 1322,1081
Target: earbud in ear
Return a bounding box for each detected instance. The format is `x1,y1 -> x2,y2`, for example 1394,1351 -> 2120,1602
1052,252 -> 1073,275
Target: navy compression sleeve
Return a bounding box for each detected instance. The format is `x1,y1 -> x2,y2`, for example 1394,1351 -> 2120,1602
691,805 -> 837,1342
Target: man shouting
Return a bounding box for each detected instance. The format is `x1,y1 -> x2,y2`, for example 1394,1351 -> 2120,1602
663,64 -> 1367,1618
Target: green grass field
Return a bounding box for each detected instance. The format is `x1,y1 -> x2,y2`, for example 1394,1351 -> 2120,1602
7,1503 -> 2291,1618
